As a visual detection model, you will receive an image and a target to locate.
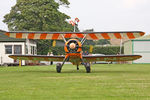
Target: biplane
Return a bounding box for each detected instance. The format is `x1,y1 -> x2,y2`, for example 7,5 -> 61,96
2,30 -> 145,73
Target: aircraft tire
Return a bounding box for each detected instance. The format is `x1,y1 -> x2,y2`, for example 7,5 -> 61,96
56,63 -> 62,73
85,63 -> 91,73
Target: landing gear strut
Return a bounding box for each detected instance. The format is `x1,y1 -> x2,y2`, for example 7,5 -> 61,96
56,56 -> 69,73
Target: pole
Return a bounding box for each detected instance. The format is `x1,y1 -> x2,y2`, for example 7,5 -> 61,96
89,45 -> 93,53
19,60 -> 22,67
74,23 -> 76,32
26,37 -> 30,55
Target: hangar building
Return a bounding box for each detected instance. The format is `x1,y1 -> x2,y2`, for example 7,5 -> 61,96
124,35 -> 150,64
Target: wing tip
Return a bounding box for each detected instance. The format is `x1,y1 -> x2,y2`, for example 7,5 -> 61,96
140,32 -> 145,36
9,55 -> 17,59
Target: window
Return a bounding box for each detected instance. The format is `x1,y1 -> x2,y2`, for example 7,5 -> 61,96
30,46 -> 36,55
14,45 -> 22,54
31,46 -> 33,54
5,45 -> 12,54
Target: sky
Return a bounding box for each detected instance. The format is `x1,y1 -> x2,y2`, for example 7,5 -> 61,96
0,0 -> 150,34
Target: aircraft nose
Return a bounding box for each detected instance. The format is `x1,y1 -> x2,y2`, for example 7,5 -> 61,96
69,43 -> 76,49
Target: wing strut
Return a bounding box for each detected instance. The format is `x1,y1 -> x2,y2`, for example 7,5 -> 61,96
61,34 -> 66,42
81,34 -> 87,45
120,39 -> 123,54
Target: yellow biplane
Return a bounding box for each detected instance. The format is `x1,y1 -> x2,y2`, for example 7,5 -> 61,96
2,30 -> 145,73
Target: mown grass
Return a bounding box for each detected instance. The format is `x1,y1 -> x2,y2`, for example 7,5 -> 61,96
0,64 -> 150,100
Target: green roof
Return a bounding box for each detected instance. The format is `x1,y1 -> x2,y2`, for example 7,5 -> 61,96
133,34 -> 150,40
0,33 -> 26,42
123,34 -> 150,44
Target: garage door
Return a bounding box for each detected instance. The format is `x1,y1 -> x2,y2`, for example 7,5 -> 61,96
133,41 -> 150,63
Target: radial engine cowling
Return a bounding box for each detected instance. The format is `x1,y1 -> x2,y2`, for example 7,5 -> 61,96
64,39 -> 82,53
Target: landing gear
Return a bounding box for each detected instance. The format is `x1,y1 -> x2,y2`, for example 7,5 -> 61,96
56,56 -> 69,73
80,58 -> 91,73
85,63 -> 91,73
56,63 -> 62,73
77,65 -> 79,70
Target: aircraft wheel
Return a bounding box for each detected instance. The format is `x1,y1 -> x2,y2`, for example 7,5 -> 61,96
56,63 -> 62,73
85,63 -> 91,73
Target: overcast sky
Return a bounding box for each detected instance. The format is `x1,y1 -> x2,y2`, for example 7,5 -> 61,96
0,0 -> 150,34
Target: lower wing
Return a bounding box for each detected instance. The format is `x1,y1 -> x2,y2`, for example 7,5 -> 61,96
83,55 -> 141,62
9,55 -> 64,61
9,54 -> 141,63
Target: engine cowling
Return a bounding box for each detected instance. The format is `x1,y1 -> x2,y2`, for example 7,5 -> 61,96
64,39 -> 82,53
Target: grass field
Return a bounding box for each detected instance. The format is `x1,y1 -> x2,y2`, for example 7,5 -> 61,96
0,64 -> 150,100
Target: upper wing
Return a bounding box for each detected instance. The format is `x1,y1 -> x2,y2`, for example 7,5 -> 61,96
9,55 -> 65,61
4,31 -> 145,40
83,55 -> 141,62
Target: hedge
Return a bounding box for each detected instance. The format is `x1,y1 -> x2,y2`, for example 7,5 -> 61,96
49,46 -> 124,55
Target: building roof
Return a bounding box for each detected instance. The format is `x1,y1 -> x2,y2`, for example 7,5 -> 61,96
0,33 -> 26,42
133,34 -> 150,40
123,34 -> 150,44
0,29 -> 6,32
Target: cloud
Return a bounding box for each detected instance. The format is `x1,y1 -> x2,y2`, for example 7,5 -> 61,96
123,0 -> 148,8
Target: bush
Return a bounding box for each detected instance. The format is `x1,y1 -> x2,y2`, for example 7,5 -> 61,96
49,45 -> 124,55
93,46 -> 124,55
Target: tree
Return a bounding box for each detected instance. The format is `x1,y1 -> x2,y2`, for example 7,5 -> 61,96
3,0 -> 73,31
3,0 -> 73,55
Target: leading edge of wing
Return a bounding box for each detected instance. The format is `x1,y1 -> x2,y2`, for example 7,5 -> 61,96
5,31 -> 144,34
9,55 -> 65,61
83,55 -> 142,62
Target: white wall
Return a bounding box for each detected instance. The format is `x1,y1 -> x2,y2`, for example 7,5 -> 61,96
0,42 -> 25,65
133,53 -> 150,63
133,41 -> 150,52
133,41 -> 150,63
124,41 -> 132,55
0,40 -> 37,65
